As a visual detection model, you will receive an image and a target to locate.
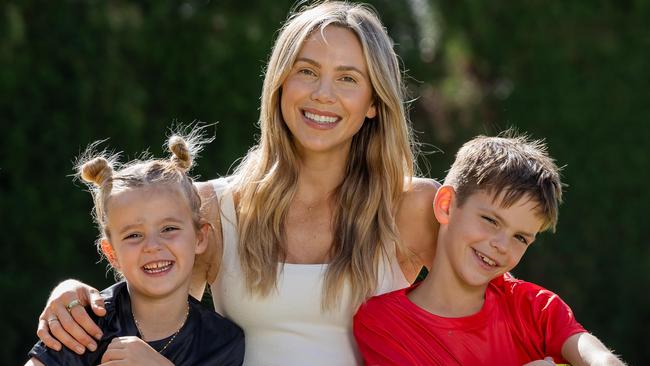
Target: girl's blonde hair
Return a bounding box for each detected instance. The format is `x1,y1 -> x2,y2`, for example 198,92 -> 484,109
76,127 -> 211,275
232,1 -> 416,309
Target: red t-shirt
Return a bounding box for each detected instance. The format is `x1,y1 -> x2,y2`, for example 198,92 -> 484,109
353,273 -> 586,366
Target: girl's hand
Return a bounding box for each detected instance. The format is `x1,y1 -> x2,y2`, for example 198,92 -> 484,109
37,279 -> 106,354
99,337 -> 174,366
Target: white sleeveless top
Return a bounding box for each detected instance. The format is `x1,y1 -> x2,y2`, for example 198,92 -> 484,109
208,178 -> 409,366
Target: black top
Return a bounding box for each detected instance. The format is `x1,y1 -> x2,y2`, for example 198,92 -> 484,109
29,282 -> 244,366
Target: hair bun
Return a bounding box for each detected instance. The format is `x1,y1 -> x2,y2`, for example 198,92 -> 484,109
80,157 -> 113,186
168,135 -> 192,171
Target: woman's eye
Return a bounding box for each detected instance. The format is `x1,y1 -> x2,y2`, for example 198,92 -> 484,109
298,68 -> 316,77
339,75 -> 357,83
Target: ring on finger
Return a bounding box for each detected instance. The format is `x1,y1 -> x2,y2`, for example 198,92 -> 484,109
47,316 -> 59,323
65,299 -> 82,312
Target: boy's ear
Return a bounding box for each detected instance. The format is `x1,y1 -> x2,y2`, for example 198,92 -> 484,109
195,223 -> 211,255
100,239 -> 120,269
433,185 -> 455,225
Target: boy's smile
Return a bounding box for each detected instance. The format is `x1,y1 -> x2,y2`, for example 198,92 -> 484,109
439,188 -> 545,290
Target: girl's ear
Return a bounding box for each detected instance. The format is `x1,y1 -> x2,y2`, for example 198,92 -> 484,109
433,185 -> 455,225
100,239 -> 120,269
194,223 -> 211,255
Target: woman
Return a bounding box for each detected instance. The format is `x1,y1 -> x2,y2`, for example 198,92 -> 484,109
36,2 -> 438,365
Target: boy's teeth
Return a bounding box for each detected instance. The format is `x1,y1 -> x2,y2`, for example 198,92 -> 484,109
476,251 -> 496,266
304,111 -> 338,124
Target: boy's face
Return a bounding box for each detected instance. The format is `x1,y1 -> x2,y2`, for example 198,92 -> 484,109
438,188 -> 544,289
102,184 -> 207,300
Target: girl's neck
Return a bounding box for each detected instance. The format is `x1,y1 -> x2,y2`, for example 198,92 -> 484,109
127,284 -> 189,341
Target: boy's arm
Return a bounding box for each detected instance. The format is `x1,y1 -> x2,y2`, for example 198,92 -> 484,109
561,332 -> 626,366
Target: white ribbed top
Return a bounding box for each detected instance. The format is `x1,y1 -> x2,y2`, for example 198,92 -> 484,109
209,178 -> 409,366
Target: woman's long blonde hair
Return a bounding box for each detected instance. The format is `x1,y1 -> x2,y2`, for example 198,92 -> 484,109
231,1 -> 416,309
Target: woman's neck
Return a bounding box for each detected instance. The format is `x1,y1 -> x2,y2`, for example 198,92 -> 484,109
296,147 -> 348,198
128,285 -> 189,341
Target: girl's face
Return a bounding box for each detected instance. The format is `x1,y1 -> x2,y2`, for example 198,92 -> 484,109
280,25 -> 376,158
102,184 -> 206,301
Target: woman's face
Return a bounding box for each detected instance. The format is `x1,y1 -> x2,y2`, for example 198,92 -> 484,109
280,26 -> 376,157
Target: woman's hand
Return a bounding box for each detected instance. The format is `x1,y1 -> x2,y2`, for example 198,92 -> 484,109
99,337 -> 174,366
37,279 -> 106,354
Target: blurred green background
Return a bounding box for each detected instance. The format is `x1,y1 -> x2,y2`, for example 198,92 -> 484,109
2,1 -> 647,364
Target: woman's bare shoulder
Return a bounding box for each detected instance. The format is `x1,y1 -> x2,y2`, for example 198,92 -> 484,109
396,177 -> 440,269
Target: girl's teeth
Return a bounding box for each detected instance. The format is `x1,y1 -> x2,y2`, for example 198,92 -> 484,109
143,261 -> 173,273
305,111 -> 338,124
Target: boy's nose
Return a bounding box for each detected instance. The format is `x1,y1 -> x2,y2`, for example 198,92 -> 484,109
489,235 -> 508,253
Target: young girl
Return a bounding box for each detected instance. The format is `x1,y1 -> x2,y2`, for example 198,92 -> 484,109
27,130 -> 244,365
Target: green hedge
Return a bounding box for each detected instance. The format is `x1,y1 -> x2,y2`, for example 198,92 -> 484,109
1,1 -> 645,363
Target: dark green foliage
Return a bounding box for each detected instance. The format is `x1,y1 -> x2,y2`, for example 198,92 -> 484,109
2,1 -> 646,363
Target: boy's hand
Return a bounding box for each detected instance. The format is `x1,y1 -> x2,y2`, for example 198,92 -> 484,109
523,357 -> 557,366
99,337 -> 174,365
37,279 -> 105,354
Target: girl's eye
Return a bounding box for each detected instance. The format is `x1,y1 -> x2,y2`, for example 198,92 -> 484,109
123,233 -> 142,241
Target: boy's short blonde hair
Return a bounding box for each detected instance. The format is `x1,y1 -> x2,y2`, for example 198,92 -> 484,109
444,131 -> 563,232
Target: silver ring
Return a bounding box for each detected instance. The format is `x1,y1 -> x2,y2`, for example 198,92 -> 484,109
47,316 -> 59,323
65,299 -> 81,312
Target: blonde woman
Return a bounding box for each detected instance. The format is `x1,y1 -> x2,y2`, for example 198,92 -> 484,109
35,2 -> 439,365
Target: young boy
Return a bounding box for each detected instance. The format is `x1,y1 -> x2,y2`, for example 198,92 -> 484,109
354,133 -> 624,365
26,130 -> 244,365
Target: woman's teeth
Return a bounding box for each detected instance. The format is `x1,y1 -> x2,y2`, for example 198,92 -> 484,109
304,111 -> 338,124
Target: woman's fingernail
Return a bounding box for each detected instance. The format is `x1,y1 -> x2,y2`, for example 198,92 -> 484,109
88,342 -> 97,352
75,346 -> 85,354
95,332 -> 103,340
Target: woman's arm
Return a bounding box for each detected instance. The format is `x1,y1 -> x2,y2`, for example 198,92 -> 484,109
395,177 -> 440,282
36,280 -> 105,354
190,182 -> 224,300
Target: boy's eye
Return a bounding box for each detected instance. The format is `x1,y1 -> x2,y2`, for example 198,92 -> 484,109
162,226 -> 179,233
514,235 -> 529,245
481,216 -> 497,226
